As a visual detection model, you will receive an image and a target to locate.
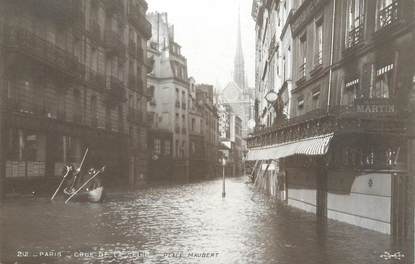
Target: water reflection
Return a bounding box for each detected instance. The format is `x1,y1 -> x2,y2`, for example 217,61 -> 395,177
0,177 -> 401,263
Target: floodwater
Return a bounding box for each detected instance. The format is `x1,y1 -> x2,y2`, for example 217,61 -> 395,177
0,177 -> 405,264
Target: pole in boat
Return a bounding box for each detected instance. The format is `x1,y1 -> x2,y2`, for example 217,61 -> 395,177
50,166 -> 70,201
77,148 -> 89,173
65,166 -> 105,204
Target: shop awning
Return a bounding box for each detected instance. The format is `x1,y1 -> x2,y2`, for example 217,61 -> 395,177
247,133 -> 334,161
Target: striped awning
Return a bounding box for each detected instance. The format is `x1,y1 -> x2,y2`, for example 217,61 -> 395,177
247,133 -> 334,161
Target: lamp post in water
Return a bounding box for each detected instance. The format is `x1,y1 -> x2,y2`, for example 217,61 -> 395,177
222,157 -> 226,197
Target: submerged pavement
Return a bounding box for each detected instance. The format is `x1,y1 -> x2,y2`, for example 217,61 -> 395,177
0,177 -> 404,264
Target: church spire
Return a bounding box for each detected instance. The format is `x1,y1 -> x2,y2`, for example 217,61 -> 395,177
234,6 -> 246,90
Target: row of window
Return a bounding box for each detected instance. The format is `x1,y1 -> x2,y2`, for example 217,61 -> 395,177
297,0 -> 400,80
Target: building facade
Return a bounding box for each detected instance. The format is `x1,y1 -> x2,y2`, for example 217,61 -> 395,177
188,77 -> 205,180
249,0 -> 414,256
218,103 -> 243,177
197,84 -> 220,179
0,0 -> 151,195
146,12 -> 190,180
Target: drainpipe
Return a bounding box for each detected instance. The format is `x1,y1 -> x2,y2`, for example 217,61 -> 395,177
327,0 -> 336,113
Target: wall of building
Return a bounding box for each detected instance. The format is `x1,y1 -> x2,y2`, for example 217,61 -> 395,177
286,167 -> 318,214
327,171 -> 391,234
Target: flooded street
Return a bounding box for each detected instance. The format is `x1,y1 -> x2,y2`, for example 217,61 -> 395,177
0,177 -> 402,264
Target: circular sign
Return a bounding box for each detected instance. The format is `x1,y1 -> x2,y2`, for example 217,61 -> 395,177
265,90 -> 278,103
247,119 -> 256,129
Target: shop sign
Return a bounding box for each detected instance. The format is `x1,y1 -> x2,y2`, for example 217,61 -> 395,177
354,98 -> 396,114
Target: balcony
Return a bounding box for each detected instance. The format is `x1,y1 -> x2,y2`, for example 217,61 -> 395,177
104,30 -> 126,57
3,25 -> 84,81
310,51 -> 323,76
128,4 -> 152,39
346,24 -> 364,50
182,103 -> 187,110
175,101 -> 180,108
175,126 -> 180,133
377,1 -> 399,30
297,62 -> 307,84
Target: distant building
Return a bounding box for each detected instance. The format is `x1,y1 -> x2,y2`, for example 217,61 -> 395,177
0,0 -> 152,195
188,78 -> 205,180
196,84 -> 220,179
218,104 -> 243,177
221,9 -> 254,150
146,12 -> 190,180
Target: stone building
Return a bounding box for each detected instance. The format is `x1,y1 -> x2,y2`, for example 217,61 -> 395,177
0,0 -> 151,195
249,0 -> 414,255
196,84 -> 220,179
218,103 -> 243,177
188,77 -> 205,180
146,12 -> 190,180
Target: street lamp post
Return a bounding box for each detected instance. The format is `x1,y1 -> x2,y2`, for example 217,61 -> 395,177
222,157 -> 226,197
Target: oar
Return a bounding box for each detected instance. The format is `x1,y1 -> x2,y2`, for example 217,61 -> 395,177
50,166 -> 71,201
77,148 -> 89,173
65,166 -> 105,204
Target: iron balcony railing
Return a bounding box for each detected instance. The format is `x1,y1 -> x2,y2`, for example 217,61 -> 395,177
3,25 -> 84,80
346,23 -> 364,48
378,1 -> 399,29
248,99 -> 401,148
175,101 -> 180,108
314,50 -> 322,66
298,62 -> 307,81
128,1 -> 152,39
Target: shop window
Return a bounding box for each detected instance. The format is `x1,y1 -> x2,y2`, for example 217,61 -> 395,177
6,129 -> 46,162
312,89 -> 320,109
373,63 -> 394,98
342,78 -> 359,105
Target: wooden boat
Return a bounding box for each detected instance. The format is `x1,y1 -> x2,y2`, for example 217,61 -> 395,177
63,177 -> 104,203
51,148 -> 105,203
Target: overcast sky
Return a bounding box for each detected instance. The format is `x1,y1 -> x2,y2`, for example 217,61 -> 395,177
147,0 -> 255,91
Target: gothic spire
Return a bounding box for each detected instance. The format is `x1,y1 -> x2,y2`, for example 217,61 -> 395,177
234,6 -> 246,90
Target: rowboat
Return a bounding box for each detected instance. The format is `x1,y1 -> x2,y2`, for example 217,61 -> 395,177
63,177 -> 104,203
